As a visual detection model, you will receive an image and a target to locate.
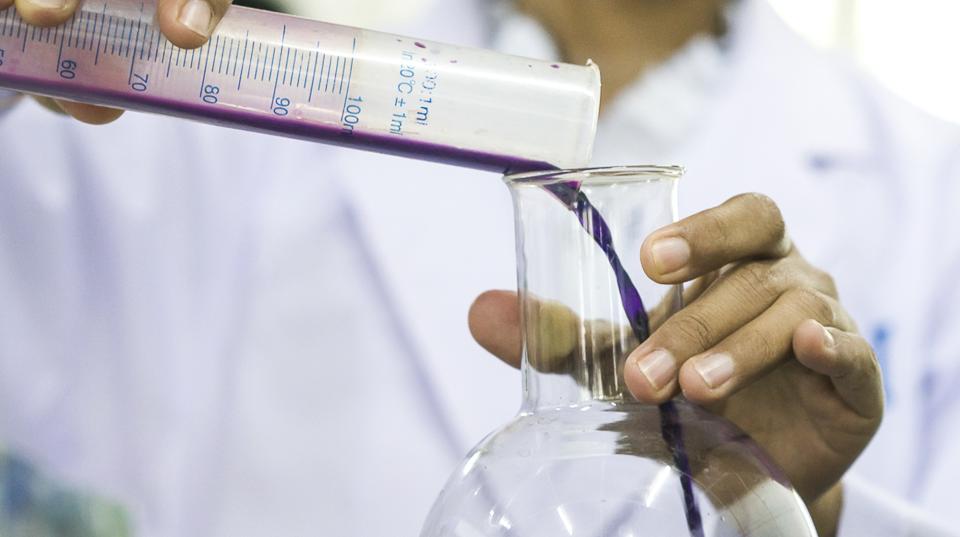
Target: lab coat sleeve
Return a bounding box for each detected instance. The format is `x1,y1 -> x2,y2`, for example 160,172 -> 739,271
837,143 -> 960,537
908,144 -> 960,530
838,476 -> 956,536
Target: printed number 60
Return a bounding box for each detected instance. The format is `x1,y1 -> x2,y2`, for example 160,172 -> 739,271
59,59 -> 78,79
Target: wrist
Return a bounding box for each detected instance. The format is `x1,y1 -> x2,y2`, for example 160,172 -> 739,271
808,483 -> 844,537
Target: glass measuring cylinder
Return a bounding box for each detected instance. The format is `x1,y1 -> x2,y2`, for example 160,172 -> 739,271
0,1 -> 600,172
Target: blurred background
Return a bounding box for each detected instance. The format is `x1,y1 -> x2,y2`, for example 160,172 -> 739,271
767,0 -> 960,125
272,0 -> 960,126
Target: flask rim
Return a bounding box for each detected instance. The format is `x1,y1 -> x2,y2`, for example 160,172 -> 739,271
504,165 -> 685,186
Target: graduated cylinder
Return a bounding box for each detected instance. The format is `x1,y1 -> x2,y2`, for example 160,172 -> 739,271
0,0 -> 600,171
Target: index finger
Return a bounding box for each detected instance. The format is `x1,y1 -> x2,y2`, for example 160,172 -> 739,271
157,0 -> 235,49
640,193 -> 793,284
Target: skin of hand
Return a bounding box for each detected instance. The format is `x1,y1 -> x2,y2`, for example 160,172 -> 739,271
0,0 -> 234,123
469,193 -> 884,537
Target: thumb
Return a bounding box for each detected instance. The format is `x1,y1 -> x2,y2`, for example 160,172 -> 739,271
157,0 -> 234,49
469,290 -> 523,369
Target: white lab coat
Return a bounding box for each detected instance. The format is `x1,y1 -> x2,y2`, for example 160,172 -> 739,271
0,0 -> 958,536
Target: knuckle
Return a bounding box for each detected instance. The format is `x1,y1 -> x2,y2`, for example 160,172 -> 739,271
814,268 -> 839,298
742,192 -> 787,247
733,261 -> 781,300
841,334 -> 879,378
698,209 -> 731,246
213,1 -> 232,15
669,310 -> 716,350
785,287 -> 836,324
852,333 -> 880,365
745,326 -> 780,362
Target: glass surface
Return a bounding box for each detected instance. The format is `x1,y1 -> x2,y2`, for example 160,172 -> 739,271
0,0 -> 599,172
420,167 -> 818,537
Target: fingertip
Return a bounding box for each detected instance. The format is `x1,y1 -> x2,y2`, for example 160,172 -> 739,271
677,359 -> 728,405
468,290 -> 517,336
157,0 -> 213,49
639,235 -> 664,282
640,229 -> 695,284
468,290 -> 522,368
0,0 -> 15,12
54,100 -> 124,124
793,320 -> 837,374
624,349 -> 677,404
13,0 -> 79,26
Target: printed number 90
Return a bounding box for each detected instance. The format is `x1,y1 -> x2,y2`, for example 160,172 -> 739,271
273,97 -> 291,116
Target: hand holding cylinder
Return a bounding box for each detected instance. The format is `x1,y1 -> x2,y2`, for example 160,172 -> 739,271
0,0 -> 233,123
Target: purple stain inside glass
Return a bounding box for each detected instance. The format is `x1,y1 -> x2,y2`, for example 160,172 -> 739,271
551,64 -> 560,69
2,73 -> 556,175
415,42 -> 427,49
544,180 -> 705,537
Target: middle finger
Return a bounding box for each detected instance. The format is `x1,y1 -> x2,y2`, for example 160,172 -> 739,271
625,257 -> 832,402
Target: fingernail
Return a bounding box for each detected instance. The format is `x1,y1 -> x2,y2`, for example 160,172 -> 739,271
822,325 -> 836,349
651,237 -> 691,274
26,0 -> 68,8
179,0 -> 214,37
694,353 -> 735,389
635,349 -> 676,391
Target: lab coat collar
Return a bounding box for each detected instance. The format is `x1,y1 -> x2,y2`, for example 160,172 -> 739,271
334,0 -> 881,445
700,0 -> 876,165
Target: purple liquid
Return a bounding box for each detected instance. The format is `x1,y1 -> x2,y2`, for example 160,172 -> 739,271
545,181 -> 704,537
1,73 -> 554,174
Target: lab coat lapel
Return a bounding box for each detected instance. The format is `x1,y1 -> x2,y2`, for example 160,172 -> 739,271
676,0 -> 886,262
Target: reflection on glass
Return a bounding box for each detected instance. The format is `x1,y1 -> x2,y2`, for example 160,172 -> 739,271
421,167 -> 818,537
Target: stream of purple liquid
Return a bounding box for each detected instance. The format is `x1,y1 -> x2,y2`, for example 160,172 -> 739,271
545,182 -> 705,537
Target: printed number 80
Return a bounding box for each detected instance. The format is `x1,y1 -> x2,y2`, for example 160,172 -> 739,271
203,85 -> 220,104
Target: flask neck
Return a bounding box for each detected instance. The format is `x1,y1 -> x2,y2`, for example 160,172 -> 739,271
507,170 -> 680,411
519,299 -> 639,408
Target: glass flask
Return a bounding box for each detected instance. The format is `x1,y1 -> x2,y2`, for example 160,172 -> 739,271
420,166 -> 818,537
